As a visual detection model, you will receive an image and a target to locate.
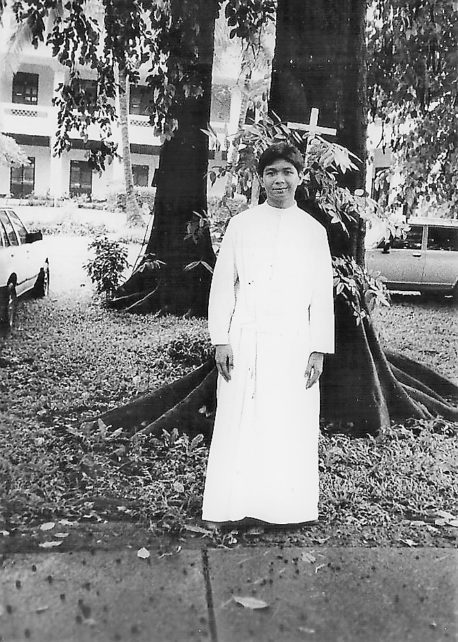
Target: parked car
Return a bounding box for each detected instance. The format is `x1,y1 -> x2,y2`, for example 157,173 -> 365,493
366,217 -> 458,299
0,208 -> 49,328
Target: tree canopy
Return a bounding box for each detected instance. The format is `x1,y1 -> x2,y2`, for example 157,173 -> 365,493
0,132 -> 29,166
367,0 -> 457,214
2,0 -> 276,170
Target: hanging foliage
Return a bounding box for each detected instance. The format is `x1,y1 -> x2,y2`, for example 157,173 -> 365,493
4,0 -> 276,169
368,0 -> 458,214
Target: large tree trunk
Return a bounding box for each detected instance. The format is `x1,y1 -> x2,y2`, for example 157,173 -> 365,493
117,67 -> 144,228
113,0 -> 217,317
270,0 -> 367,263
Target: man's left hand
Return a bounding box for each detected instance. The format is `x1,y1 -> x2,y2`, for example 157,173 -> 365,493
304,352 -> 324,389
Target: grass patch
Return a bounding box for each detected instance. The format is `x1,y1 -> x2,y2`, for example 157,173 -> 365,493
16,205 -> 149,244
0,291 -> 456,547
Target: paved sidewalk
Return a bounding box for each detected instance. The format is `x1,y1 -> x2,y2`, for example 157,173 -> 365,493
1,547 -> 456,641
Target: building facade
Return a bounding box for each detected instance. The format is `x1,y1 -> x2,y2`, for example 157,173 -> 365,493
0,36 -> 169,200
0,25 -> 233,201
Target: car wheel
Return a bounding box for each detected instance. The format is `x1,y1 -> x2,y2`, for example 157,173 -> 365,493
0,283 -> 17,329
33,263 -> 50,298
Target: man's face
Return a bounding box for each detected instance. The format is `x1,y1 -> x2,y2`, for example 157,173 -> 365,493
260,159 -> 302,209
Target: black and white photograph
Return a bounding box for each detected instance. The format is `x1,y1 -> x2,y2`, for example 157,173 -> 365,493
0,0 -> 456,640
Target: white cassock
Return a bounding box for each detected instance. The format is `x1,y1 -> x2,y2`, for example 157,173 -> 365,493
203,201 -> 334,524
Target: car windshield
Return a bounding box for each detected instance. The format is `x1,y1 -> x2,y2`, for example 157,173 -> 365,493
7,210 -> 28,243
0,210 -> 19,246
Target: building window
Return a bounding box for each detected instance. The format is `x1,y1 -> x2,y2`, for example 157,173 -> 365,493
69,160 -> 92,197
10,157 -> 35,198
129,86 -> 150,115
371,166 -> 390,207
76,79 -> 98,104
132,164 -> 149,187
245,103 -> 256,125
12,72 -> 39,105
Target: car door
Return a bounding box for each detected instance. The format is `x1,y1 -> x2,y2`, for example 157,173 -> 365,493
7,209 -> 40,292
0,210 -> 25,295
0,220 -> 10,288
366,224 -> 426,289
422,225 -> 458,293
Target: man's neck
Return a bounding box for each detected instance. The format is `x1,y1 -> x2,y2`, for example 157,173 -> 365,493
265,198 -> 295,209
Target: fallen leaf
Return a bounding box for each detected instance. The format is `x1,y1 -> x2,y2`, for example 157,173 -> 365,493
137,547 -> 150,559
58,519 -> 74,526
301,552 -> 316,564
36,605 -> 49,613
39,522 -> 55,531
82,618 -> 97,626
401,539 -> 417,547
232,595 -> 269,610
298,626 -> 316,634
158,545 -> 182,558
38,541 -> 63,548
0,530 -> 9,537
54,532 -> 69,538
435,510 -> 455,520
312,536 -> 330,544
184,524 -> 212,535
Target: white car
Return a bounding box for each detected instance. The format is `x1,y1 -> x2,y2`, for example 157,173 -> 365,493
0,208 -> 49,328
366,217 -> 458,298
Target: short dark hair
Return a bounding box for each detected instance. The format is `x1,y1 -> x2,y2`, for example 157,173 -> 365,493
257,142 -> 304,175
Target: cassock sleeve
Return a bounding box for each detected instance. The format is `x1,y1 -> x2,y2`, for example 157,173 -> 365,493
309,227 -> 335,354
208,218 -> 238,345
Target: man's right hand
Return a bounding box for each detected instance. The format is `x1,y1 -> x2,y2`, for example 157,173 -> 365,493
215,344 -> 234,382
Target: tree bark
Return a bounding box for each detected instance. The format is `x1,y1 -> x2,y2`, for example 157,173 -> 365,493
114,0 -> 218,317
270,0 -> 368,264
117,67 -> 144,228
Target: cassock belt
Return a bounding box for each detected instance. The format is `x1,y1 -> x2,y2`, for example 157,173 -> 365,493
239,321 -> 300,400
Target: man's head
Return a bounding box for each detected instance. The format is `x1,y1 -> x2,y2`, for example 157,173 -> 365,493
258,142 -> 304,209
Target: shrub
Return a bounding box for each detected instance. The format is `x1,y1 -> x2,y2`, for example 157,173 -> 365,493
108,187 -> 156,213
207,194 -> 248,221
134,186 -> 156,211
84,236 -> 130,300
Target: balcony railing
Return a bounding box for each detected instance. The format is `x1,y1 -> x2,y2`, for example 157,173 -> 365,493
1,102 -> 161,147
0,102 -> 53,137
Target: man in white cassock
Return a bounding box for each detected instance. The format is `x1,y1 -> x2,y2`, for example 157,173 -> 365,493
202,142 -> 334,526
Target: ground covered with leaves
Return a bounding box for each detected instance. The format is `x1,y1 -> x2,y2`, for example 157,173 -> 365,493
0,277 -> 456,549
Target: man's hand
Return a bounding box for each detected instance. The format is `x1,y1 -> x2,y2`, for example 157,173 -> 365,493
215,344 -> 234,382
304,352 -> 324,389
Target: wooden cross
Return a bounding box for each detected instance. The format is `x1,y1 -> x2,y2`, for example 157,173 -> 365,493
287,107 -> 337,164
